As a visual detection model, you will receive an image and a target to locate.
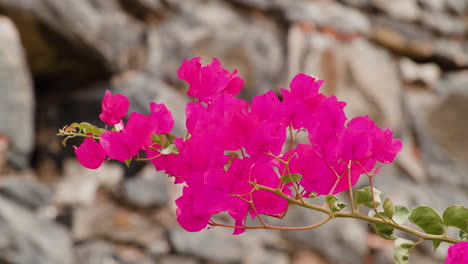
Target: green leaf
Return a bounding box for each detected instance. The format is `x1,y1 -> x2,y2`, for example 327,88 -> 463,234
394,237 -> 415,264
76,122 -> 104,136
151,134 -> 160,144
161,133 -> 176,143
325,194 -> 346,212
409,206 -> 445,250
369,211 -> 396,240
443,205 -> 468,233
152,133 -> 177,148
309,192 -> 317,199
159,144 -> 178,155
225,152 -> 239,166
355,186 -> 381,208
383,198 -> 395,219
457,230 -> 468,241
394,205 -> 411,225
281,173 -> 302,184
124,159 -> 132,167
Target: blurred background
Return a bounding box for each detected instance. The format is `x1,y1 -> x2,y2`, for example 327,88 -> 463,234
0,0 -> 467,263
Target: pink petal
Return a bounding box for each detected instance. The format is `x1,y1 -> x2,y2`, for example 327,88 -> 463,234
73,137 -> 107,169
99,90 -> 130,125
99,131 -> 139,162
150,102 -> 174,133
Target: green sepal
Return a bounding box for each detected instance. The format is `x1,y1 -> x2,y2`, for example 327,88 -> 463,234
325,194 -> 346,212
159,144 -> 178,155
281,173 -> 302,184
309,192 -> 317,199
355,186 -> 381,208
409,206 -> 445,250
225,152 -> 239,166
383,198 -> 395,219
74,122 -> 104,136
394,237 -> 415,264
369,211 -> 396,240
124,159 -> 132,167
151,133 -> 176,148
442,205 -> 468,233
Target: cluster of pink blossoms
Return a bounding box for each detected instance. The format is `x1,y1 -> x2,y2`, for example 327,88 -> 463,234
446,241 -> 468,264
73,57 -> 402,235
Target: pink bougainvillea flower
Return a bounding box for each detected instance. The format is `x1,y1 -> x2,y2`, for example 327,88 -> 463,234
99,90 -> 130,125
99,131 -> 140,163
150,102 -> 174,134
282,73 -> 327,129
289,73 -> 323,98
445,241 -> 468,264
249,161 -> 289,216
125,112 -> 160,150
372,126 -> 402,164
71,58 -> 406,235
177,57 -> 244,103
175,187 -> 212,232
340,116 -> 375,162
306,95 -> 347,150
73,137 -> 107,169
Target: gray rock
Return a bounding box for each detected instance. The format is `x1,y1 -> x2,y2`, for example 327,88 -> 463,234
404,88 -> 468,189
227,0 -> 290,10
372,16 -> 434,58
372,0 -> 421,21
0,17 -> 34,168
420,12 -> 465,36
399,58 -> 441,88
146,0 -> 285,98
285,1 -> 371,34
372,165 -> 467,263
0,0 -> 144,73
160,256 -> 200,264
375,165 -> 468,215
111,71 -> 188,135
372,17 -> 468,67
169,226 -> 287,264
282,204 -> 368,264
437,70 -> 468,94
75,240 -> 116,264
433,39 -> 468,67
343,39 -> 402,129
0,196 -> 73,264
0,176 -> 52,210
73,203 -> 164,247
120,165 -> 169,209
340,0 -> 372,8
418,0 -> 446,11
147,238 -> 171,257
75,239 -> 156,264
288,32 -> 402,129
447,0 -> 468,15
54,159 -> 123,206
169,228 -> 244,263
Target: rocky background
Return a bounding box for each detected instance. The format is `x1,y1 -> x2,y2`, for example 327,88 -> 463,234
0,0 -> 467,263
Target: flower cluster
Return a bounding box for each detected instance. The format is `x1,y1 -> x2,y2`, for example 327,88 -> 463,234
74,91 -> 174,168
72,57 -> 402,235
446,241 -> 468,264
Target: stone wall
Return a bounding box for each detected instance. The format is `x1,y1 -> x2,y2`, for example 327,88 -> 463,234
0,0 -> 467,263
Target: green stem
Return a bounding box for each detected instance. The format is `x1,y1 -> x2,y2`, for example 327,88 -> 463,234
58,131 -> 100,140
251,183 -> 461,245
347,161 -> 357,213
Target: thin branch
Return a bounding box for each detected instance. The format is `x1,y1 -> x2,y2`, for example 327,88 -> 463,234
347,161 -> 357,213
